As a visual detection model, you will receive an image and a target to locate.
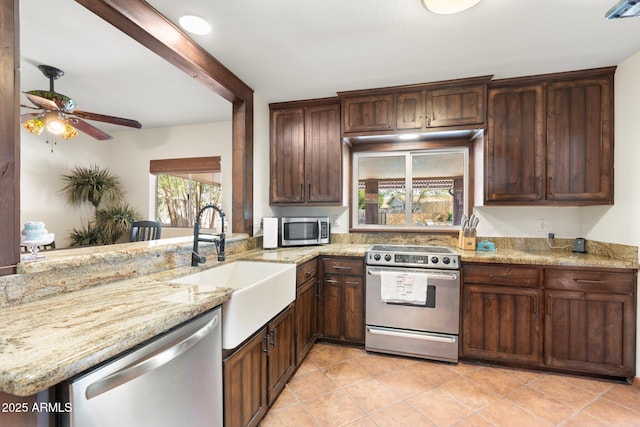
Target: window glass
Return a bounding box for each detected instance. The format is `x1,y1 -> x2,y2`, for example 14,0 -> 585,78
156,172 -> 222,228
353,149 -> 467,230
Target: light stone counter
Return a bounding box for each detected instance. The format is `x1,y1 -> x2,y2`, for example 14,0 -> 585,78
0,237 -> 635,397
0,265 -> 234,397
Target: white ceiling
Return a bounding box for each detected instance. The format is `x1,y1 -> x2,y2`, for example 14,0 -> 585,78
19,0 -> 640,136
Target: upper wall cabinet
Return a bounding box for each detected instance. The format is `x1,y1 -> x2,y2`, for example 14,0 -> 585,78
396,86 -> 487,130
340,76 -> 491,137
485,67 -> 615,206
270,99 -> 342,205
343,95 -> 395,133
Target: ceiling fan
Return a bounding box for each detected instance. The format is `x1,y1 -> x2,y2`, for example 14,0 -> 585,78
20,64 -> 142,141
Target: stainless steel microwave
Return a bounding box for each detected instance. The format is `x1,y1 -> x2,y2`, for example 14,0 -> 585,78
280,217 -> 330,246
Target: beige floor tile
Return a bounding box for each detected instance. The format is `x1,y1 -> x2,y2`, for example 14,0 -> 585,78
296,357 -> 321,376
342,417 -> 377,427
443,360 -> 483,376
368,401 -> 436,427
478,399 -> 553,427
437,376 -> 502,411
269,385 -> 299,411
507,387 -> 582,425
354,351 -> 409,376
308,343 -> 365,368
259,403 -> 318,427
463,366 -> 524,395
499,366 -> 545,385
561,374 -> 616,396
602,383 -> 640,414
562,411 -> 611,427
321,359 -> 374,387
304,390 -> 366,426
408,387 -> 473,426
287,369 -> 338,401
343,378 -> 401,414
377,366 -> 438,398
582,397 -> 640,425
528,375 -> 598,406
451,413 -> 496,427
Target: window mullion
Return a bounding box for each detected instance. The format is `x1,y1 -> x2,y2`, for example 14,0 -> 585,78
405,153 -> 413,227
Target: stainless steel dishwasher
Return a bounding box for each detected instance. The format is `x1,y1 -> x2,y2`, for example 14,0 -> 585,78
59,307 -> 222,427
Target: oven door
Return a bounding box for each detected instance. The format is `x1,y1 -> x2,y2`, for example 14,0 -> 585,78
365,266 -> 460,335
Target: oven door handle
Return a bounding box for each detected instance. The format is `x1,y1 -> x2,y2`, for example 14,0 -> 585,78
367,270 -> 458,281
366,326 -> 457,343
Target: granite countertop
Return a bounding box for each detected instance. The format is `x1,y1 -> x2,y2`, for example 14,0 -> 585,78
0,240 -> 635,397
0,266 -> 234,397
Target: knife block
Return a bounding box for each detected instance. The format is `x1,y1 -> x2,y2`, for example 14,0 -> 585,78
458,230 -> 476,250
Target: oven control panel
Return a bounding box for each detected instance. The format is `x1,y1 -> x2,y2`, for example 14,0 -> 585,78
366,250 -> 459,269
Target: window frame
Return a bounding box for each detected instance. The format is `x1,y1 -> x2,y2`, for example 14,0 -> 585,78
350,144 -> 472,233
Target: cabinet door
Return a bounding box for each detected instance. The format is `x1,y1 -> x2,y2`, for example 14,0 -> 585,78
396,91 -> 424,130
544,290 -> 635,377
319,274 -> 342,340
486,84 -> 546,203
343,95 -> 395,133
426,85 -> 486,128
305,103 -> 342,203
462,284 -> 542,365
295,276 -> 318,366
546,76 -> 613,204
267,305 -> 295,403
270,108 -> 305,203
342,275 -> 365,344
223,329 -> 268,427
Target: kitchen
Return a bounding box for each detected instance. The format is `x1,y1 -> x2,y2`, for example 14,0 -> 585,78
2,0 -> 640,426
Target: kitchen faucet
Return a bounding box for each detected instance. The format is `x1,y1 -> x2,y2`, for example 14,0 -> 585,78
192,204 -> 226,266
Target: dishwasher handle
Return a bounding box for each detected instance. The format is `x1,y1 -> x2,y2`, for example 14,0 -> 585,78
85,313 -> 219,400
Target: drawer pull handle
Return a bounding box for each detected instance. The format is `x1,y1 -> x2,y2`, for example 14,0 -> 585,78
332,266 -> 352,270
574,279 -> 605,284
326,279 -> 339,284
305,270 -> 315,277
345,281 -> 360,285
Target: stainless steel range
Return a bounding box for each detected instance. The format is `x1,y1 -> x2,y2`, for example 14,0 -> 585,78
365,244 -> 461,363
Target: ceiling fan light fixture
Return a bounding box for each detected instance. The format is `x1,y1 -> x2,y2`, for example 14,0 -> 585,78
61,124 -> 78,140
44,111 -> 65,135
23,118 -> 44,136
421,0 -> 484,15
179,15 -> 211,35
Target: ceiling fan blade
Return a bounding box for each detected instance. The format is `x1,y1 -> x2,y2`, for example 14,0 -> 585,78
24,92 -> 60,110
20,104 -> 41,111
20,113 -> 42,123
71,110 -> 142,129
67,118 -> 113,141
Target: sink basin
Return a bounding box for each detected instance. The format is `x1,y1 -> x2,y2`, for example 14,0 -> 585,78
171,261 -> 296,349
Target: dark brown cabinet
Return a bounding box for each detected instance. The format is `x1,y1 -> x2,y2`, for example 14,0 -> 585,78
426,85 -> 486,128
223,304 -> 295,427
342,95 -> 395,133
485,68 -> 615,206
544,268 -> 636,377
319,257 -> 365,344
546,76 -> 613,204
270,100 -> 342,205
295,259 -> 318,366
462,264 -> 543,365
485,84 -> 546,202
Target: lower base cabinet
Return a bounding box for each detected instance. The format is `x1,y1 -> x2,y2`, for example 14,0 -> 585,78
223,304 -> 295,427
462,264 -> 637,379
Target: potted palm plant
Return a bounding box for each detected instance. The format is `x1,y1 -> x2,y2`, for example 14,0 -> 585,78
61,164 -> 138,246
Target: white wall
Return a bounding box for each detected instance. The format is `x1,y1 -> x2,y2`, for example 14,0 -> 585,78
583,50 -> 640,376
20,132 -> 112,248
107,121 -> 233,233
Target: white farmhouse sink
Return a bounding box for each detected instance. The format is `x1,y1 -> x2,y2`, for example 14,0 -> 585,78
171,261 -> 296,349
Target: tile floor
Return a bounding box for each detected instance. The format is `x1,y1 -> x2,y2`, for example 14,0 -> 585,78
260,343 -> 640,427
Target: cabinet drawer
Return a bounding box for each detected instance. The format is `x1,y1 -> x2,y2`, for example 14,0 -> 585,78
323,258 -> 364,276
545,269 -> 635,294
464,264 -> 541,288
297,259 -> 318,286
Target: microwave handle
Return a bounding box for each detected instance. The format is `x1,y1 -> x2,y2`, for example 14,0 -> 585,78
317,219 -> 321,236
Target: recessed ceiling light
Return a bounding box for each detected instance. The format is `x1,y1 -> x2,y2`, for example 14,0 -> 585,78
422,0 -> 483,15
179,15 -> 211,35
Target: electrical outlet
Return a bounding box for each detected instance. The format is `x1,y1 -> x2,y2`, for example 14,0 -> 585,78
538,219 -> 548,231
548,232 -> 555,240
